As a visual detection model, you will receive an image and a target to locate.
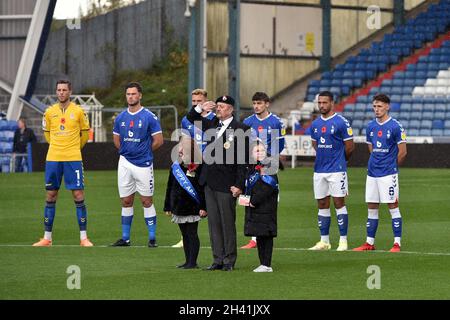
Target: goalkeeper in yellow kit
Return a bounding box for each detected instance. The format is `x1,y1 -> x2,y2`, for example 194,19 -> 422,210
33,80 -> 93,247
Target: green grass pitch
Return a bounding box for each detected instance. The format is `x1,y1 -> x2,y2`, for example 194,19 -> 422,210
1,167 -> 450,300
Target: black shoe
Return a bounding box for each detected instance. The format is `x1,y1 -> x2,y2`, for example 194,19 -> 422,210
176,263 -> 188,268
204,263 -> 223,271
182,264 -> 198,269
222,264 -> 234,271
111,238 -> 130,247
148,239 -> 158,248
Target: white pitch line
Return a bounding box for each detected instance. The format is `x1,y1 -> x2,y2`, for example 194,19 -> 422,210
1,244 -> 450,257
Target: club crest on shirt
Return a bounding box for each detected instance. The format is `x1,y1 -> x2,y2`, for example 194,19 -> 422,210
387,130 -> 391,139
70,113 -> 75,119
331,125 -> 335,134
139,120 -> 142,128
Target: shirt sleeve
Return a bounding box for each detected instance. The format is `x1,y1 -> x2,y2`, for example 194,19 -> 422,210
148,113 -> 162,136
310,124 -> 317,141
341,118 -> 353,141
366,124 -> 372,144
42,109 -> 50,132
80,108 -> 90,131
394,122 -> 407,144
113,114 -> 120,135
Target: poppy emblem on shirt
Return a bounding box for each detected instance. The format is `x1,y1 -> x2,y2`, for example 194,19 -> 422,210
258,125 -> 264,132
130,120 -> 134,127
377,130 -> 382,137
321,126 -> 326,133
61,118 -> 65,124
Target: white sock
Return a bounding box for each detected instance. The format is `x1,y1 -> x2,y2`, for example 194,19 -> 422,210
44,231 -> 52,241
321,235 -> 330,243
251,237 -> 257,242
394,237 -> 401,246
366,237 -> 375,245
80,231 -> 87,240
122,206 -> 134,217
144,205 -> 156,218
340,236 -> 347,241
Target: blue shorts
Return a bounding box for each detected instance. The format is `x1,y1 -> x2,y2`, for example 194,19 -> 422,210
45,161 -> 85,190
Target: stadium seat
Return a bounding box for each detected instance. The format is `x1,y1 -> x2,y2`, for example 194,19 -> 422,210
410,112 -> 422,120
432,119 -> 445,129
422,112 -> 434,120
409,120 -> 421,129
408,128 -> 419,136
419,128 -> 432,136
432,128 -> 444,136
421,120 -> 433,129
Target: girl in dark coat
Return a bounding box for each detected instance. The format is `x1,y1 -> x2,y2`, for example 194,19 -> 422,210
242,142 -> 279,272
164,139 -> 207,269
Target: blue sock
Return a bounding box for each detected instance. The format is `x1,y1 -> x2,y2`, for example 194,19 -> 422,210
121,207 -> 134,241
367,218 -> 379,238
122,216 -> 133,241
336,206 -> 348,236
144,206 -> 157,241
44,201 -> 56,232
75,200 -> 87,231
318,214 -> 331,236
145,216 -> 157,241
337,214 -> 348,236
392,218 -> 402,238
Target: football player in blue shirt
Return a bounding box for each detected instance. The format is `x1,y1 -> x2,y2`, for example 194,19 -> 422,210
241,92 -> 286,249
308,91 -> 354,251
170,88 -> 215,248
353,93 -> 407,252
111,82 -> 164,247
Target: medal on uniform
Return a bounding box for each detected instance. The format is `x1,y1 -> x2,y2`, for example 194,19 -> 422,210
186,171 -> 196,177
224,141 -> 231,149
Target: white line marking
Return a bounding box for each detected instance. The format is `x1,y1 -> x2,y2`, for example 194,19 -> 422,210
1,244 -> 450,257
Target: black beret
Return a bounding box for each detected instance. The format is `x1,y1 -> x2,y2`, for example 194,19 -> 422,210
215,95 -> 235,107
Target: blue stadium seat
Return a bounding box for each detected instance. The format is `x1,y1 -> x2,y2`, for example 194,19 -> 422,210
400,103 -> 412,112
390,111 -> 400,120
421,120 -> 433,129
408,128 -> 419,136
422,112 -> 434,121
409,120 -> 421,129
353,111 -> 365,120
423,103 -> 435,112
401,120 -> 409,129
411,103 -> 423,112
344,103 -> 356,112
435,104 -> 447,112
352,120 -> 364,129
444,129 -> 450,136
398,113 -> 410,122
419,128 -> 432,136
445,120 -> 450,129
432,119 -> 445,129
432,129 -> 444,136
434,111 -> 446,119
410,112 -> 422,120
